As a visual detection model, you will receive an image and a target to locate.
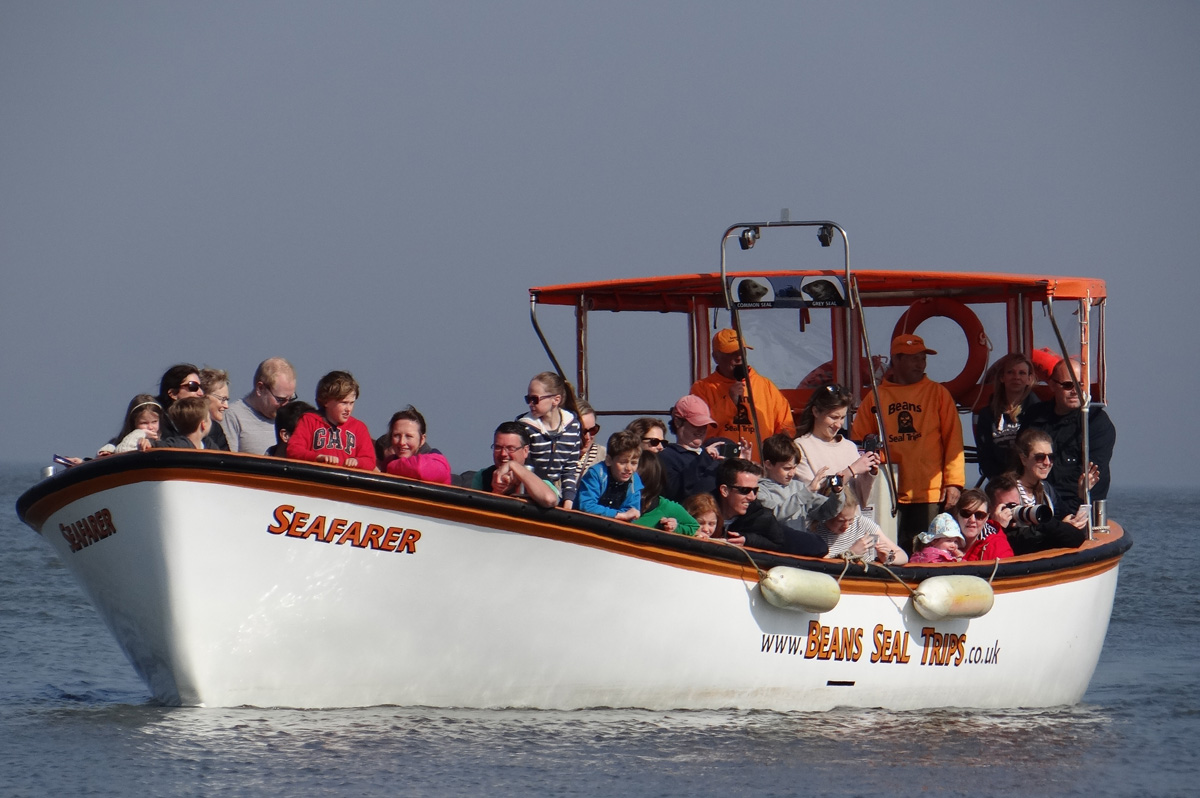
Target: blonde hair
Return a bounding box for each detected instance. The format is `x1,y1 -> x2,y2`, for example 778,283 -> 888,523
530,371 -> 580,418
988,352 -> 1035,420
199,367 -> 229,395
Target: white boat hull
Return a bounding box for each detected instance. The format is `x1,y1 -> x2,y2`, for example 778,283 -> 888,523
19,453 -> 1127,710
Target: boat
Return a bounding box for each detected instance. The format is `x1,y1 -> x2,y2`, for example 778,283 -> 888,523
15,219 -> 1130,710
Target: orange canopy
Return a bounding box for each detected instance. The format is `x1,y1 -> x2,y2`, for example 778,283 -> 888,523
531,269 -> 1106,312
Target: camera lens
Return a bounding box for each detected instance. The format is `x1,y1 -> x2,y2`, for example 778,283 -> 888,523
1014,504 -> 1052,525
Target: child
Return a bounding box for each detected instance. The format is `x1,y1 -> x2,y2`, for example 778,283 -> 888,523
577,430 -> 643,521
909,514 -> 965,563
286,371 -> 377,470
756,434 -> 844,532
99,394 -> 164,455
682,493 -> 723,540
267,400 -> 317,457
633,450 -> 698,535
519,371 -> 583,507
145,396 -> 211,449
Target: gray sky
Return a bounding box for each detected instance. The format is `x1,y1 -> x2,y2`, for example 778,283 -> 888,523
2,1 -> 1197,487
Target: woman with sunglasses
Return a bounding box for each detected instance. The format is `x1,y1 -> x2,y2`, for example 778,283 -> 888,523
565,400 -> 605,496
955,488 -> 1014,561
1014,428 -> 1066,518
155,363 -> 205,438
626,417 -> 669,453
974,352 -> 1037,480
1009,428 -> 1090,553
794,384 -> 879,498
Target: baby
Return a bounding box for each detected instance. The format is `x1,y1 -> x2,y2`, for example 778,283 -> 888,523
908,513 -> 965,563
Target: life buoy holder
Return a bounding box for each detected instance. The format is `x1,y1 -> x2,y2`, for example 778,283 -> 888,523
892,298 -> 989,405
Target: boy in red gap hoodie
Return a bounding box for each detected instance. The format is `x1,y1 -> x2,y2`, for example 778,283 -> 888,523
287,371 -> 376,470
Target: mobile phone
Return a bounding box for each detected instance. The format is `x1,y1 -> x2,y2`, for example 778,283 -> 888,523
720,442 -> 739,458
52,454 -> 74,467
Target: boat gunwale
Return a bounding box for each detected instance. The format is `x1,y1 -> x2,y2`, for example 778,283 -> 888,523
17,449 -> 1131,593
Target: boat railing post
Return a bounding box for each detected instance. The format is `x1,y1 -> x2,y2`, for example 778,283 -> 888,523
1044,295 -> 1094,540
720,225 -> 765,458
529,294 -> 569,382
849,275 -> 900,519
719,220 -> 853,463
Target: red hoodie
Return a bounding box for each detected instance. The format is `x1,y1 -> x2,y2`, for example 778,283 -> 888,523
287,412 -> 376,471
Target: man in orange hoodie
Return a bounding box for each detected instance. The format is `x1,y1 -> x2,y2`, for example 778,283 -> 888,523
852,334 -> 965,553
690,329 -> 795,463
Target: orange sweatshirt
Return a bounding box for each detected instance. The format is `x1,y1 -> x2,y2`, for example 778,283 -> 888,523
851,377 -> 964,503
690,367 -> 795,462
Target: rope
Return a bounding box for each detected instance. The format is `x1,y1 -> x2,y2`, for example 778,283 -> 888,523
827,550 -> 919,598
730,543 -> 768,581
865,559 -> 919,598
962,331 -> 996,412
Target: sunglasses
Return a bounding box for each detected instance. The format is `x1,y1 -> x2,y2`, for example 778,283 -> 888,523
1055,380 -> 1078,390
1032,452 -> 1054,463
641,437 -> 665,448
178,381 -> 202,392
957,509 -> 988,521
260,382 -> 296,405
729,485 -> 758,496
524,394 -> 554,405
583,425 -> 601,436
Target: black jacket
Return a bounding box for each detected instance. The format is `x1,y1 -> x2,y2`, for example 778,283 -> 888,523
724,498 -> 829,558
660,443 -> 721,502
1024,401 -> 1116,516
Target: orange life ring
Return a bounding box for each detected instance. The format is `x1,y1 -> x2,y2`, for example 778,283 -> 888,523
892,298 -> 988,404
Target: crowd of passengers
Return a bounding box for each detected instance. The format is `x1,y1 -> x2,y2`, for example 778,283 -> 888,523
70,325 -> 1115,563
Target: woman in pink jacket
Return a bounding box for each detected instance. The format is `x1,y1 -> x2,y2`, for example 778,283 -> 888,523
384,406 -> 452,485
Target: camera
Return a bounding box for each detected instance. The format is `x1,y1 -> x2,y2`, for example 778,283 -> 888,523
1013,504 -> 1052,526
862,434 -> 880,454
825,473 -> 844,491
720,442 -> 739,458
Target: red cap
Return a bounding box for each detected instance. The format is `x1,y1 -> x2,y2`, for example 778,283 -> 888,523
672,395 -> 716,427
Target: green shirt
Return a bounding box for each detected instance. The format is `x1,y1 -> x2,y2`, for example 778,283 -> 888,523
634,496 -> 699,536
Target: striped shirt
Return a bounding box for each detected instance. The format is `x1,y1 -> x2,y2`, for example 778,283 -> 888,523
519,411 -> 582,503
813,514 -> 883,559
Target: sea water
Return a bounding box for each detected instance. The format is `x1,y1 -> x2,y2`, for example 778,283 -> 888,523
1,464 -> 1196,797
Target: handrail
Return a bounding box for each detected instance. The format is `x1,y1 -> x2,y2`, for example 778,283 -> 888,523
849,274 -> 899,518
1043,295 -> 1092,540
529,294 -> 568,381
718,220 -> 852,460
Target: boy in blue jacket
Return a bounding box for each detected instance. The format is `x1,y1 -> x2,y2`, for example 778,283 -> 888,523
578,430 -> 643,521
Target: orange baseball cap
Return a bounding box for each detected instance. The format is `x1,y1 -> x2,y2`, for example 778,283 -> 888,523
891,334 -> 937,356
713,329 -> 752,354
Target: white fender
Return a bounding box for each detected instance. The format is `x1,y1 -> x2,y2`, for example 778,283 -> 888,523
912,575 -> 994,621
759,566 -> 841,613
